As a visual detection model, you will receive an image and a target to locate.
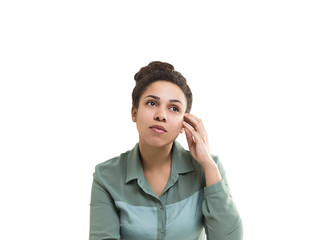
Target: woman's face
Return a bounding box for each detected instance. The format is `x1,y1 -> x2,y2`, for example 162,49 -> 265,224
132,81 -> 187,148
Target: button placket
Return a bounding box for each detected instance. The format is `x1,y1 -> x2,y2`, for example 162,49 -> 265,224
157,200 -> 166,239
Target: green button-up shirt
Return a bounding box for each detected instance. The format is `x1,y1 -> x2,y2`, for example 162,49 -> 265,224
89,141 -> 242,240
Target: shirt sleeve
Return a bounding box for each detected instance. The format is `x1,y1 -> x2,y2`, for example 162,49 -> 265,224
202,157 -> 243,240
89,171 -> 120,240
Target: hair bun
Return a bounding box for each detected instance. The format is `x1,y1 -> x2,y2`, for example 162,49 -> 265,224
134,61 -> 175,83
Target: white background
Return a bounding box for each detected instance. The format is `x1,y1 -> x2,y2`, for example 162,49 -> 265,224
1,1 -> 324,239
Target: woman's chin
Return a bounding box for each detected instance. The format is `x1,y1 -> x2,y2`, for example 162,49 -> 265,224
140,137 -> 175,148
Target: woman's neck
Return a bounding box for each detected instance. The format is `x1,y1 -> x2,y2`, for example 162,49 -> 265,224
138,140 -> 173,171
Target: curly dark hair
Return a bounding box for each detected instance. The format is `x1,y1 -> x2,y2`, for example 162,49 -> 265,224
132,61 -> 193,113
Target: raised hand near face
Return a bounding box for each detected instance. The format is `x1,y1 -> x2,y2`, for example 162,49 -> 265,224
182,113 -> 213,165
182,113 -> 222,185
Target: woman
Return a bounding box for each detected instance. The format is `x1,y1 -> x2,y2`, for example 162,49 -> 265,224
89,61 -> 243,240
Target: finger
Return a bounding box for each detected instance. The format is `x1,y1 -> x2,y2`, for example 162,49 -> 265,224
184,114 -> 207,140
188,114 -> 208,135
183,122 -> 196,148
184,127 -> 195,147
183,121 -> 203,144
189,114 -> 207,132
184,114 -> 201,131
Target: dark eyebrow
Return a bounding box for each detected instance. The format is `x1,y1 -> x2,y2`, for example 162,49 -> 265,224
169,99 -> 183,105
145,95 -> 160,100
144,95 -> 183,105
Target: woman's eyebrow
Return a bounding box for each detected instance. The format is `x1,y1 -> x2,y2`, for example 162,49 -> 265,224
169,99 -> 183,105
145,95 -> 160,100
144,95 -> 183,105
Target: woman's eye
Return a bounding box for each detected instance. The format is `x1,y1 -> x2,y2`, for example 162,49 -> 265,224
170,106 -> 179,112
146,101 -> 156,106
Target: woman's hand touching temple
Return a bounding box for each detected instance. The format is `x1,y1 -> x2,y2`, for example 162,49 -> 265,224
183,113 -> 223,186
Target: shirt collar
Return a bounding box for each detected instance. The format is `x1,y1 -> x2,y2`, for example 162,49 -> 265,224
171,141 -> 194,174
125,143 -> 142,183
125,141 -> 194,184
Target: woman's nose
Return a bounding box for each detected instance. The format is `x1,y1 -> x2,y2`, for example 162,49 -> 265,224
154,109 -> 167,122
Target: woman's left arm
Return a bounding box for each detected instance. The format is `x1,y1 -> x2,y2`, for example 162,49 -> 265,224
183,114 -> 243,240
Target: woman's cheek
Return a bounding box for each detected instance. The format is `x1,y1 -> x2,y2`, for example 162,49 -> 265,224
175,117 -> 185,131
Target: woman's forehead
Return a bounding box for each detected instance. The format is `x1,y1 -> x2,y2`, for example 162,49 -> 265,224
141,81 -> 186,103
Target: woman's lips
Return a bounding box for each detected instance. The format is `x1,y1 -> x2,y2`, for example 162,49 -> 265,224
150,125 -> 167,133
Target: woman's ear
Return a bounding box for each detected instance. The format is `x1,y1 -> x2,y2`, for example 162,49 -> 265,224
131,107 -> 137,122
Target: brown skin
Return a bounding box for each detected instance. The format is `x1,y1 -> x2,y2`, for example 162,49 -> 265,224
183,114 -> 222,187
132,81 -> 222,197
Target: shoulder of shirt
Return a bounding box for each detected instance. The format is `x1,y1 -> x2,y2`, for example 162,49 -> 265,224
210,154 -> 227,175
178,147 -> 222,175
93,149 -> 131,177
184,151 -> 224,174
210,154 -> 219,163
183,148 -> 220,166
